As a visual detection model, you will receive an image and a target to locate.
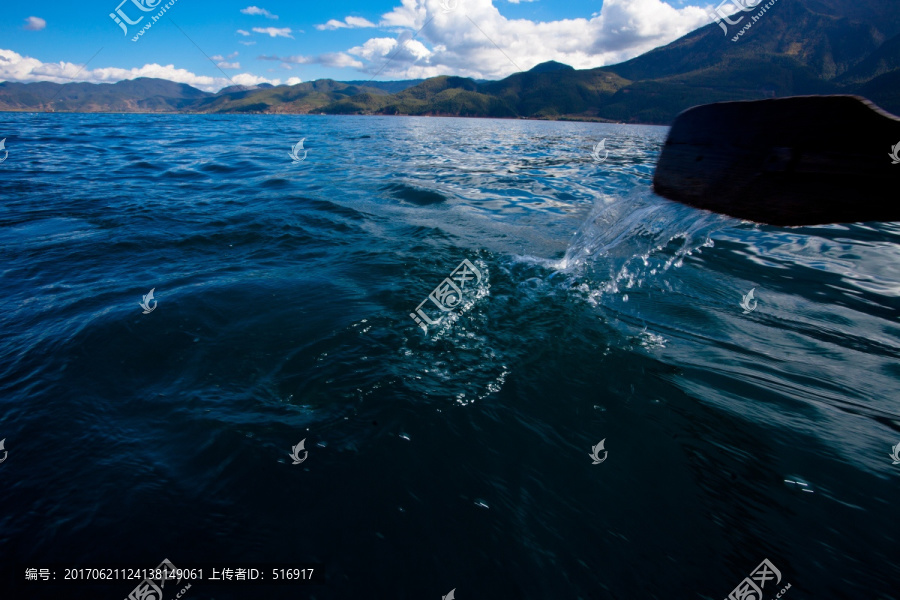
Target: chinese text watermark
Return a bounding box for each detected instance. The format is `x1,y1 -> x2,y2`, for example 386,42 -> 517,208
410,259 -> 483,333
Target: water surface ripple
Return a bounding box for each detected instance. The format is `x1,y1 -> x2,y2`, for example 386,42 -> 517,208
1,113 -> 898,599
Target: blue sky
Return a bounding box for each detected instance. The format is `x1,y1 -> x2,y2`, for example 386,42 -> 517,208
0,0 -> 717,92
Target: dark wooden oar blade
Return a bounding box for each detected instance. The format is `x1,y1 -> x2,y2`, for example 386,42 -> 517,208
652,95 -> 900,226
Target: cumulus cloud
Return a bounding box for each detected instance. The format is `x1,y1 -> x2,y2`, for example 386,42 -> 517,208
0,48 -> 282,93
349,35 -> 431,64
241,6 -> 278,19
0,1 -> 722,90
252,27 -> 294,38
343,0 -> 711,79
23,16 -> 46,31
316,16 -> 378,31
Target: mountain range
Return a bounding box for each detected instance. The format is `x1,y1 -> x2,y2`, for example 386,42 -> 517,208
1,0 -> 898,124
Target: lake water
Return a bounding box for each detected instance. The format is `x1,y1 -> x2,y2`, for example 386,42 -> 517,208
1,113 -> 899,599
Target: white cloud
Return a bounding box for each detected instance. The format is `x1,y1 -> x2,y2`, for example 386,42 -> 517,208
0,2 -> 724,92
258,54 -> 307,64
347,37 -> 398,61
259,52 -> 365,69
349,35 -> 431,63
23,16 -> 46,31
252,27 -> 294,38
318,52 -> 366,68
316,16 -> 378,30
212,54 -> 240,68
228,72 -> 281,88
345,0 -> 711,79
0,48 -> 283,93
286,77 -> 303,85
241,6 -> 278,19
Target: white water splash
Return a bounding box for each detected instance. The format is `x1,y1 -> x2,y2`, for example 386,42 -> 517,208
554,189 -> 728,304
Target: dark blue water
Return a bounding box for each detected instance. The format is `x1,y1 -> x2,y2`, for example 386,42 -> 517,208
1,113 -> 899,600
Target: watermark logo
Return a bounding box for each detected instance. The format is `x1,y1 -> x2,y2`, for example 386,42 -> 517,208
440,0 -> 459,13
0,138 -> 7,164
889,142 -> 900,164
139,288 -> 157,314
724,558 -> 791,600
889,442 -> 900,465
110,0 -> 181,42
290,439 -> 308,465
591,139 -> 608,162
442,589 -> 456,600
289,139 -> 307,163
740,288 -> 757,313
714,0 -> 780,42
0,439 -> 7,464
125,558 -> 190,600
110,0 -> 161,34
410,258 -> 483,333
589,439 -> 607,464
710,0 -> 761,35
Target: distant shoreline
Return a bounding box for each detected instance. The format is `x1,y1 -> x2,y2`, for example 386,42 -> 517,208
0,109 -> 659,126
